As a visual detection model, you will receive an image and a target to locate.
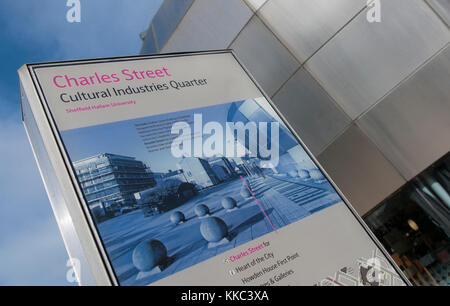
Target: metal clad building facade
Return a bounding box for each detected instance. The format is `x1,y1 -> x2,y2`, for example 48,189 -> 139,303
141,0 -> 450,215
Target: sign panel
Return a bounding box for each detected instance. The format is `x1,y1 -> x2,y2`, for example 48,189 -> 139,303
21,51 -> 408,286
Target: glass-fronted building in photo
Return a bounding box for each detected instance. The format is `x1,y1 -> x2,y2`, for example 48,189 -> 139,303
209,156 -> 237,180
177,157 -> 219,188
74,153 -> 156,219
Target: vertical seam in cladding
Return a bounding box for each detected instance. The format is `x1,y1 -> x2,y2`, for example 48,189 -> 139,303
229,3 -> 300,64
316,123 -> 353,157
267,61 -> 353,156
240,1 -> 366,154
297,4 -> 368,117
241,0 -> 269,13
228,13 -> 301,95
227,10 -> 256,49
269,66 -> 301,99
252,13 -> 301,65
320,43 -> 450,182
262,3 -> 368,105
302,5 -> 368,65
257,0 -> 270,12
159,0 -> 197,53
423,0 -> 450,29
151,23 -> 160,52
318,122 -> 408,209
353,43 -> 450,181
355,120 -> 409,183
353,42 -> 450,124
306,2 -> 449,125
276,4 -> 368,116
354,123 -> 408,190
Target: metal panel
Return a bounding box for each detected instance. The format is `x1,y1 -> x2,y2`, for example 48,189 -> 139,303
272,67 -> 351,155
358,46 -> 450,180
318,124 -> 406,216
426,0 -> 450,26
19,67 -> 114,285
258,0 -> 366,63
140,24 -> 158,54
244,0 -> 268,12
152,0 -> 194,51
230,15 -> 300,96
162,0 -> 253,53
306,0 -> 450,119
21,81 -> 96,286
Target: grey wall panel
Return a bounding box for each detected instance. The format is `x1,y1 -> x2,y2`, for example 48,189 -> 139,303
244,0 -> 268,12
272,68 -> 351,155
426,0 -> 450,26
162,0 -> 252,53
305,0 -> 450,119
358,46 -> 450,180
141,24 -> 158,54
318,124 -> 406,216
230,15 -> 300,96
258,0 -> 366,63
152,0 -> 194,51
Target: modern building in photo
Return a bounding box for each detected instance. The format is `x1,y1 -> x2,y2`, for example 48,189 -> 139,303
74,153 -> 156,215
209,156 -> 237,180
177,156 -> 220,188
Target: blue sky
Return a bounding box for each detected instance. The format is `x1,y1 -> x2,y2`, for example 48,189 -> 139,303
0,0 -> 162,285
